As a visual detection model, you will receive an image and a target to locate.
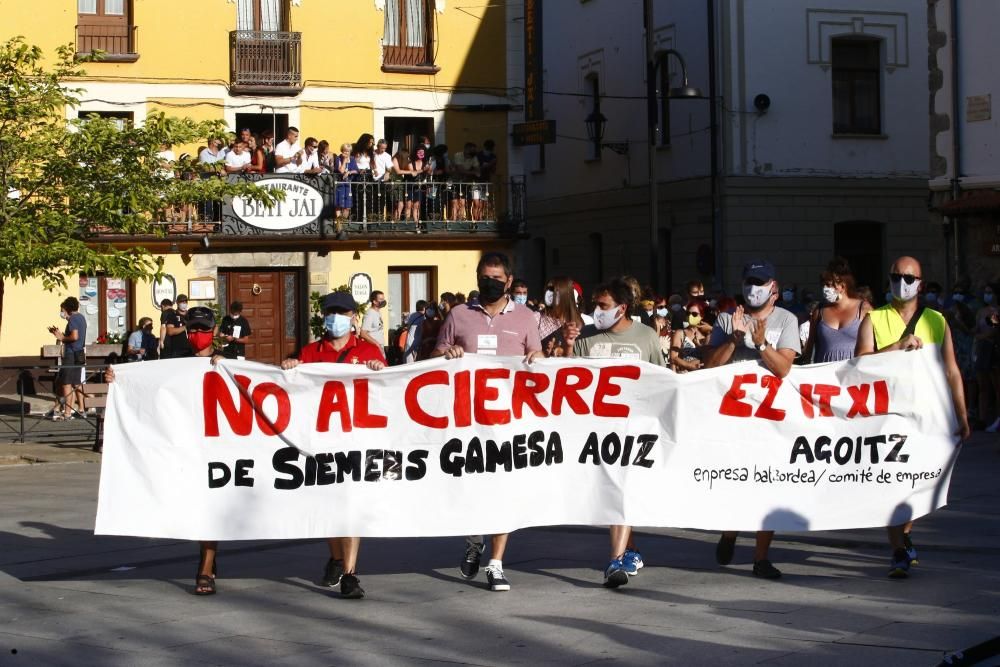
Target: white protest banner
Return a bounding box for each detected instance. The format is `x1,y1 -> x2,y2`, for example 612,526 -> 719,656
95,348 -> 961,541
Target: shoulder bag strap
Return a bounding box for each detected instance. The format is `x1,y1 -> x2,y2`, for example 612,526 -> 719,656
900,306 -> 925,341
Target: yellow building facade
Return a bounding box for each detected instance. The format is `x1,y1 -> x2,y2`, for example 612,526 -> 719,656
0,0 -> 525,363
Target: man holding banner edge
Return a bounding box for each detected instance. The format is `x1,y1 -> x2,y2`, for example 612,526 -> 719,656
855,255 -> 970,578
705,260 -> 801,579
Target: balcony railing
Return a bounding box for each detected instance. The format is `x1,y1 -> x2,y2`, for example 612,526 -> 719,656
229,30 -> 302,93
89,174 -> 526,240
75,24 -> 138,62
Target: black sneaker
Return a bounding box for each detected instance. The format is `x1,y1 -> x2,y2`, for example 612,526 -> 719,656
752,559 -> 782,579
460,540 -> 485,580
485,564 -> 510,592
320,558 -> 344,587
716,534 -> 736,565
340,573 -> 365,599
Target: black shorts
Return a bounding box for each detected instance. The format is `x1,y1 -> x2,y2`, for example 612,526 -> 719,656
57,350 -> 86,386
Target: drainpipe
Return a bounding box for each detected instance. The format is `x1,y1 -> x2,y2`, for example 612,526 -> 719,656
708,0 -> 722,290
949,0 -> 962,282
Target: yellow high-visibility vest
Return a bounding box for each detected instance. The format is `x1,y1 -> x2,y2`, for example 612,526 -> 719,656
869,303 -> 947,351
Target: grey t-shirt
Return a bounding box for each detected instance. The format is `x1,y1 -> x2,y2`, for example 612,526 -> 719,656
573,322 -> 667,366
709,306 -> 801,363
361,307 -> 385,346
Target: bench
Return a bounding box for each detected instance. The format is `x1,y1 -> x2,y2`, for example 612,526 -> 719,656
82,383 -> 110,453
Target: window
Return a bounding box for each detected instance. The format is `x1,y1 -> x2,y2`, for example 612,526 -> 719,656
388,267 -> 436,328
832,37 -> 881,135
237,0 -> 289,32
79,275 -> 133,344
77,110 -> 134,131
383,0 -> 436,72
77,0 -> 135,58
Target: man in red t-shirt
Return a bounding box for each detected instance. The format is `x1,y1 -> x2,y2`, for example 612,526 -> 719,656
282,291 -> 386,599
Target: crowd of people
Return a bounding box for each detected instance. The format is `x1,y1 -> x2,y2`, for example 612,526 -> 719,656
88,249 -> 996,599
156,128 -> 499,227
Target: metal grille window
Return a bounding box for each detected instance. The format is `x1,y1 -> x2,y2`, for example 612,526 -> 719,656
832,38 -> 882,135
383,0 -> 434,69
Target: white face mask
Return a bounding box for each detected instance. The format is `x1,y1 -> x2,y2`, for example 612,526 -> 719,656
544,290 -> 555,307
743,282 -> 773,309
593,306 -> 623,331
512,294 -> 528,305
890,277 -> 921,302
822,286 -> 840,303
59,311 -> 68,320
178,302 -> 189,313
656,307 -> 669,318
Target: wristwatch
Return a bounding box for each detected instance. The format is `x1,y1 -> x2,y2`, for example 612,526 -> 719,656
757,341 -> 768,352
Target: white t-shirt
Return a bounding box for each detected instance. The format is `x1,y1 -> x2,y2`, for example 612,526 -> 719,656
274,140 -> 302,173
156,150 -> 176,179
373,152 -> 394,180
225,151 -> 251,170
354,154 -> 371,171
300,150 -> 320,173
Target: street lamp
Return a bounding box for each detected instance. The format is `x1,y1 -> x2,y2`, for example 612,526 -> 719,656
644,0 -> 704,293
585,109 -> 630,156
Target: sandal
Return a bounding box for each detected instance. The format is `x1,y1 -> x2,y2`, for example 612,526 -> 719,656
51,413 -> 66,422
194,574 -> 216,596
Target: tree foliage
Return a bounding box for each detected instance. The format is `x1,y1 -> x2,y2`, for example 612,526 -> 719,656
0,37 -> 279,301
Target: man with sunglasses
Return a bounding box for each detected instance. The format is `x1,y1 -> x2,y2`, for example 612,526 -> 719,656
704,260 -> 801,579
855,256 -> 970,578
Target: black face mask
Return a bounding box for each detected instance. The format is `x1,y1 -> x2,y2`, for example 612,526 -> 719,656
477,276 -> 507,304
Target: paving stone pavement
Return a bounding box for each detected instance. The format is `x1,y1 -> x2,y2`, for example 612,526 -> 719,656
0,435 -> 998,666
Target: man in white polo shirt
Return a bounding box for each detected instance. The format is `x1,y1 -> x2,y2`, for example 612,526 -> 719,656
273,127 -> 303,174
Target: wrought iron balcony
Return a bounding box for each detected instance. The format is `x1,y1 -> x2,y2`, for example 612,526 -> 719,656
88,175 -> 526,244
75,24 -> 138,62
229,30 -> 302,95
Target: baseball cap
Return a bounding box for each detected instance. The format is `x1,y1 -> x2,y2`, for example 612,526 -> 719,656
186,306 -> 215,331
742,260 -> 776,282
322,291 -> 358,312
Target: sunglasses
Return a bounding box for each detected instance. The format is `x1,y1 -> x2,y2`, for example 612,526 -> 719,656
889,273 -> 920,285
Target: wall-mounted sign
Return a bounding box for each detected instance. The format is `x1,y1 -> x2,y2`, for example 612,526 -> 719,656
232,178 -> 324,231
513,120 -> 556,146
350,273 -> 373,304
967,95 -> 991,122
152,275 -> 177,307
524,0 -> 544,122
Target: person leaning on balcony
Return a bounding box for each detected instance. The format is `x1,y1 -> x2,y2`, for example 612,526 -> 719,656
299,137 -> 323,175
450,142 -> 480,221
317,140 -> 334,174
333,143 -> 356,225
273,126 -> 303,174
198,137 -> 225,167
253,130 -> 275,173
224,140 -> 252,175
390,149 -> 418,222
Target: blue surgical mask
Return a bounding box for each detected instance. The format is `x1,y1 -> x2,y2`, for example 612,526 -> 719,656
985,293 -> 995,305
513,294 -> 528,305
655,307 -> 668,318
324,313 -> 352,338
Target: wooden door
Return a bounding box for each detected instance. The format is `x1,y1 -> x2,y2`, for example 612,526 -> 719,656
223,270 -> 299,366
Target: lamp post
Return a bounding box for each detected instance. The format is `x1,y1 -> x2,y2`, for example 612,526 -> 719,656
645,0 -> 703,293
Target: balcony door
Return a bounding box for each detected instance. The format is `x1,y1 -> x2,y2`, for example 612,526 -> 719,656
77,0 -> 133,55
237,0 -> 289,32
